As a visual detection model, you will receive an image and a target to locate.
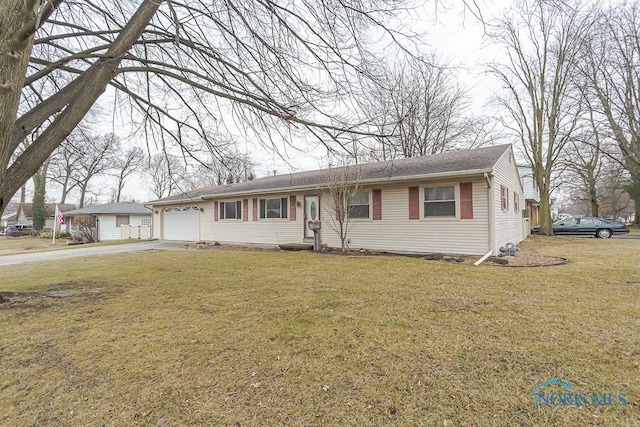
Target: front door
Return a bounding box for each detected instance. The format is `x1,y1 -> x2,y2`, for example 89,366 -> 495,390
304,195 -> 320,239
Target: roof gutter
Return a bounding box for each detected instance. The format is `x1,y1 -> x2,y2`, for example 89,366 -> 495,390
144,197 -> 205,207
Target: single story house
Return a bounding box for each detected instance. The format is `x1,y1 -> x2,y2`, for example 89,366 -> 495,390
4,203 -> 76,229
64,202 -> 153,241
147,144 -> 525,256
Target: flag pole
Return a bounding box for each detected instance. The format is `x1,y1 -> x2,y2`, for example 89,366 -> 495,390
53,206 -> 57,245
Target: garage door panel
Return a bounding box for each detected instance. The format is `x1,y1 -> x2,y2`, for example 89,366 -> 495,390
163,206 -> 200,241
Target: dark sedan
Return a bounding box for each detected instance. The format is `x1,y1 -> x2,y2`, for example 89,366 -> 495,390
531,217 -> 630,238
5,224 -> 36,237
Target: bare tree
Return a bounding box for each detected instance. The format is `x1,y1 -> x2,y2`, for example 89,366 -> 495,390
560,106 -> 605,217
189,152 -> 256,189
49,140 -> 81,204
361,56 -> 490,160
112,146 -> 145,202
488,1 -> 588,235
72,133 -> 119,207
577,2 -> 640,224
598,162 -> 634,220
0,0 -> 428,216
322,163 -> 365,252
146,154 -> 186,199
71,215 -> 97,243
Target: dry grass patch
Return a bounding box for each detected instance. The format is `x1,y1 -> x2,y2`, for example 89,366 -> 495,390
0,237 -> 148,256
0,237 -> 638,426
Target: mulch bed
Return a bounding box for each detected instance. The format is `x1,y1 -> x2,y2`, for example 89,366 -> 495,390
183,241 -> 567,267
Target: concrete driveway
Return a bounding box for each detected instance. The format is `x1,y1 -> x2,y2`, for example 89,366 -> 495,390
0,240 -> 186,267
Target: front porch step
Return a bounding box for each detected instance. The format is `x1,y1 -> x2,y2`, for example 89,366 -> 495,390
279,243 -> 314,251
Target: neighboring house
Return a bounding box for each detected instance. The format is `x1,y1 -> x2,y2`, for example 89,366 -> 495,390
517,165 -> 540,226
5,203 -> 75,229
64,202 -> 153,241
148,145 -> 525,256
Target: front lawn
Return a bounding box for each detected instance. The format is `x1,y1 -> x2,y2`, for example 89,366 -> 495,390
0,237 -> 638,426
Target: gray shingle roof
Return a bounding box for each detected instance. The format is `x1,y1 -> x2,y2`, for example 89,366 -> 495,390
148,144 -> 511,204
64,202 -> 152,216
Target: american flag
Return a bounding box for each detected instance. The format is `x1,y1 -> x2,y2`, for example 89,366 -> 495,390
55,205 -> 64,225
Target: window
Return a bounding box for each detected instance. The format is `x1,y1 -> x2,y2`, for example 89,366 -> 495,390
501,186 -> 509,211
259,198 -> 288,219
424,186 -> 455,217
347,191 -> 370,218
514,192 -> 519,213
116,215 -> 130,227
141,218 -> 151,226
220,201 -> 242,220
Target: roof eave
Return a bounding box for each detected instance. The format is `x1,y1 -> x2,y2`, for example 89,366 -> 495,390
192,168 -> 493,201
145,197 -> 204,207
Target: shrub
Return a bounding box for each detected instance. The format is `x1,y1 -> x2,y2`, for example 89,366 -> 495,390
39,231 -> 71,239
71,215 -> 97,243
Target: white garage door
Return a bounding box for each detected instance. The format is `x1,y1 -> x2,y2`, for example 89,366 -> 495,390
163,206 -> 200,241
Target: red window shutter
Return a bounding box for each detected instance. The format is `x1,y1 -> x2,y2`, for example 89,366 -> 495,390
214,201 -> 219,222
243,199 -> 249,221
460,182 -> 473,220
252,198 -> 258,221
408,186 -> 419,220
372,189 -> 382,220
290,195 -> 296,221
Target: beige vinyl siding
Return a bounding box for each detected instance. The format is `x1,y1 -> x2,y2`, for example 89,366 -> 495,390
200,196 -> 304,245
320,180 -> 489,256
153,208 -> 161,239
492,149 -> 525,252
156,180 -> 491,255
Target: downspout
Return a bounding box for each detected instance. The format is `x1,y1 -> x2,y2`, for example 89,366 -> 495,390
485,172 -> 496,256
95,216 -> 99,242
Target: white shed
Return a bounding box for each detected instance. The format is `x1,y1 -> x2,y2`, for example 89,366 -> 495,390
64,202 -> 153,241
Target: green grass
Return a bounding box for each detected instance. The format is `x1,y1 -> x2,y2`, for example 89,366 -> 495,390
0,236 -> 149,256
0,237 -> 638,426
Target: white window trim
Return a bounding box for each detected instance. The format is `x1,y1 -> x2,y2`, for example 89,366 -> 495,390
421,183 -> 459,220
346,189 -> 372,221
500,186 -> 509,212
220,200 -> 243,221
259,197 -> 289,220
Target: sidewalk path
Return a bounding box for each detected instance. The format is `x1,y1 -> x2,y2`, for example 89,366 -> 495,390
0,240 -> 186,267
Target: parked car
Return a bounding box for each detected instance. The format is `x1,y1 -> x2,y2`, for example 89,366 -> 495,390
5,224 -> 36,237
531,217 -> 630,238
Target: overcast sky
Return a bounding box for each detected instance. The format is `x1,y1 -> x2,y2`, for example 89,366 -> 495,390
248,1 -> 507,176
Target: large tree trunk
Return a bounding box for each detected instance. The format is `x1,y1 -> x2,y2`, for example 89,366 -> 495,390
0,1 -> 39,215
32,160 -> 50,230
32,170 -> 46,230
60,174 -> 70,204
0,0 -> 163,216
538,188 -> 554,235
79,181 -> 89,208
589,179 -> 599,217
